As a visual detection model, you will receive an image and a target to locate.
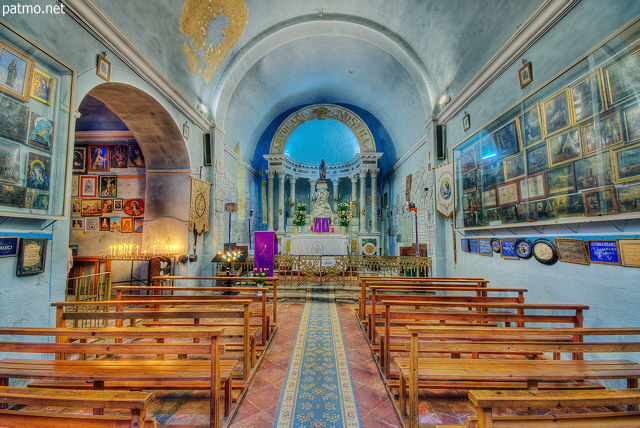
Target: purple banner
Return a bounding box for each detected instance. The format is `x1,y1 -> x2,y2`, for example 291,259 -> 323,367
254,231 -> 277,276
313,217 -> 330,233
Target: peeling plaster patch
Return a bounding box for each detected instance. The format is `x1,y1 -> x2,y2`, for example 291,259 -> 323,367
180,0 -> 248,84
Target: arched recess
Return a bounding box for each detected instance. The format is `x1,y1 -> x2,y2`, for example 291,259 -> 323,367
86,83 -> 191,249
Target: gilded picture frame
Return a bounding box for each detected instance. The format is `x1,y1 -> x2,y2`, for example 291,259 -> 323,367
96,54 -> 111,82
30,68 -> 55,105
546,163 -> 576,196
518,103 -> 544,148
555,238 -> 589,265
623,103 -> 640,143
16,237 -> 47,276
0,40 -> 34,102
548,127 -> 582,167
518,60 -> 532,89
619,239 -> 640,268
603,45 -> 640,108
542,89 -> 573,136
569,72 -> 604,123
582,185 -> 618,216
612,143 -> 640,183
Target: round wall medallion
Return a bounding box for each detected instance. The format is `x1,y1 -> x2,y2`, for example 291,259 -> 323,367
515,238 -> 533,259
490,238 -> 501,253
532,238 -> 558,265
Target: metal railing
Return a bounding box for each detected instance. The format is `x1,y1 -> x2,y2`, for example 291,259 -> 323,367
65,272 -> 112,327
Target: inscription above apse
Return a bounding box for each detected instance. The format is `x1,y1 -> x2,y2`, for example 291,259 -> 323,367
270,104 -> 376,154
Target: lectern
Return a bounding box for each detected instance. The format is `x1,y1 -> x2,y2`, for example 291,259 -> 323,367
254,231 -> 278,276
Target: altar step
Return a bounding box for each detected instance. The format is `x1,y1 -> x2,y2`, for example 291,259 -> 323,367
278,284 -> 360,303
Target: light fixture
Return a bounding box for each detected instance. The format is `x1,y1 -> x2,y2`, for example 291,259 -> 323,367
438,94 -> 451,106
196,103 -> 209,115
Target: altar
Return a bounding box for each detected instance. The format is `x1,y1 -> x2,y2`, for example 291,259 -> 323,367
290,234 -> 348,255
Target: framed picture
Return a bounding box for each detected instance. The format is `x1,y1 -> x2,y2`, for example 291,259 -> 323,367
0,96 -> 29,142
525,142 -> 549,174
548,127 -> 581,167
73,147 -> 86,173
542,89 -> 572,136
584,111 -> 624,155
619,239 -> 640,268
587,239 -> 620,265
120,217 -> 134,233
574,153 -> 613,190
110,218 -> 120,232
0,139 -> 20,184
71,175 -> 79,197
463,191 -> 481,212
30,68 -> 55,105
503,153 -> 525,181
496,180 -> 521,206
623,104 -> 640,143
99,175 -> 117,198
70,218 -> 84,230
582,186 -> 618,216
462,112 -> 471,131
99,217 -> 110,231
519,104 -> 544,147
519,172 -> 547,201
87,145 -> 109,172
96,54 -> 111,82
16,237 -> 47,276
498,205 -> 517,223
515,238 -> 533,259
124,199 -> 144,216
109,144 -> 129,168
26,152 -> 51,191
533,198 -> 558,220
556,193 -> 585,217
113,199 -> 123,211
518,60 -> 532,89
462,170 -> 477,194
24,188 -> 49,210
182,122 -> 190,139
500,239 -> 519,259
569,72 -> 603,123
27,113 -> 54,152
460,147 -> 477,173
612,143 -> 640,183
516,202 -> 534,222
79,175 -> 98,198
460,238 -> 469,252
468,238 -> 479,254
479,135 -> 498,164
133,217 -> 144,233
481,160 -> 504,189
492,120 -> 520,159
532,238 -> 558,265
0,41 -> 34,102
463,211 -> 477,227
71,198 -> 81,214
603,45 -> 640,107
85,217 -> 99,231
482,188 -> 497,209
478,238 -> 493,256
617,183 -> 640,213
490,238 -> 501,253
80,199 -> 103,216
555,238 -> 589,265
101,199 -> 113,214
546,164 -> 576,196
0,183 -> 26,207
128,144 -> 145,167
68,245 -> 78,257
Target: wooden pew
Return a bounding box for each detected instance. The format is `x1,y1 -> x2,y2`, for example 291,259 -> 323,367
0,326 -> 228,428
51,299 -> 255,381
0,386 -> 157,428
399,326 -> 640,428
436,389 -> 640,428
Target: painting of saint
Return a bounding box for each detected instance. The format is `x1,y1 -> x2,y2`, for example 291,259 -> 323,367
0,96 -> 29,142
27,113 -> 54,151
543,90 -> 571,136
26,152 -> 51,191
110,144 -> 129,168
128,144 -> 145,167
0,140 -> 20,184
0,42 -> 33,101
89,146 -> 109,172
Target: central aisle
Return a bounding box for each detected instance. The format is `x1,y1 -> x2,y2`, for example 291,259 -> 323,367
274,286 -> 360,427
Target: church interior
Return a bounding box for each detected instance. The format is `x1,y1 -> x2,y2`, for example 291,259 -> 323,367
2,1 -> 640,427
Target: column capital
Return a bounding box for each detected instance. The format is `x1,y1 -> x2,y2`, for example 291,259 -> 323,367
267,170 -> 276,178
288,175 -> 297,184
369,168 -> 379,178
351,175 -> 359,183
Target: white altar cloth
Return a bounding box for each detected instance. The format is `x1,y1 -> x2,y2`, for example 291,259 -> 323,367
290,234 -> 348,255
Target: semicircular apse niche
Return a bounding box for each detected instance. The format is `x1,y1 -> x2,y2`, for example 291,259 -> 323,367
284,118 -> 359,164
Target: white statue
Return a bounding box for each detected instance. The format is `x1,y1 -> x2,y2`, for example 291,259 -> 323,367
310,182 -> 334,222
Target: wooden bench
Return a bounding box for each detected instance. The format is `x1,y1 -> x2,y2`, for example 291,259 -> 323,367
0,326 -> 229,428
0,385 -> 157,428
399,326 -> 640,428
51,299 -> 255,381
436,389 -> 640,427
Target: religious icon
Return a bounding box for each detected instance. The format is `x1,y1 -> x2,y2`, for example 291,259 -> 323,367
128,144 -> 145,167
88,145 -> 109,172
27,113 -> 54,151
319,159 -> 326,181
109,144 -> 128,168
26,153 -> 51,191
99,176 -> 117,197
123,199 -> 144,216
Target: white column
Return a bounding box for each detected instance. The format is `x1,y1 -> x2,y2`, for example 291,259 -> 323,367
332,178 -> 340,212
359,171 -> 367,233
350,175 -> 358,204
370,169 -> 379,233
309,179 -> 317,206
289,175 -> 296,222
278,172 -> 286,232
267,171 -> 275,230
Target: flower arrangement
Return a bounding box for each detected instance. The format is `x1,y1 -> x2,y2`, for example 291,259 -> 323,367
293,203 -> 307,226
337,202 -> 351,227
252,267 -> 268,285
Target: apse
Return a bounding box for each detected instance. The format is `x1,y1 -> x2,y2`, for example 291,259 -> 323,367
284,118 -> 360,164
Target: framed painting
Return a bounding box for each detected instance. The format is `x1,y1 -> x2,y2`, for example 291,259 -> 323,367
71,198 -> 81,214
128,144 -> 145,167
81,199 -> 103,216
0,96 -> 29,142
99,217 -> 110,231
500,238 -> 519,260
120,217 -> 134,233
468,238 -> 479,254
79,175 -> 98,198
623,103 -> 640,143
587,239 -> 620,265
0,41 -> 34,102
0,183 -> 25,207
462,112 -> 471,131
123,199 -> 144,216
0,139 -> 20,184
461,238 -> 470,252
478,238 -> 493,256
84,217 -> 99,232
26,152 -> 51,191
548,127 -> 581,166
533,198 -> 558,220
462,170 -> 477,194
460,147 -> 477,173
101,199 -> 113,214
574,153 -> 613,190
617,183 -> 640,213
570,72 -> 603,123
463,211 -> 477,227
133,217 -> 144,233
72,147 -> 86,173
99,176 -> 117,198
518,60 -> 532,89
519,103 -> 544,148
519,172 -> 547,201
113,199 -> 123,211
30,68 -> 55,105
583,111 -> 624,154
496,180 -> 521,206
542,89 -> 572,136
498,205 -> 517,223
555,238 -> 589,265
482,188 -> 497,209
516,202 -> 534,222
503,153 -> 525,181
546,164 -> 576,196
27,113 -> 54,152
464,191 -> 481,212
603,45 -> 640,107
479,135 -> 498,164
109,144 -> 129,168
16,237 -> 47,276
556,193 -> 585,217
110,218 -> 121,232
87,145 -> 109,172
612,143 -> 640,183
24,188 -> 49,210
532,238 -> 558,265
525,142 -> 549,174
481,160 -> 504,189
582,186 -> 618,216
70,218 -> 84,230
492,120 -> 520,159
182,122 -> 190,139
71,175 -> 78,197
619,239 -> 640,268
96,54 -> 111,82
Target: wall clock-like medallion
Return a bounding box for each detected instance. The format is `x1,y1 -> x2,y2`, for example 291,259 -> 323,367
532,238 -> 558,265
515,238 -> 533,259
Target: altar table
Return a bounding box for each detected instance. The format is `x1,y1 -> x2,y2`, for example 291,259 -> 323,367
290,234 -> 348,255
